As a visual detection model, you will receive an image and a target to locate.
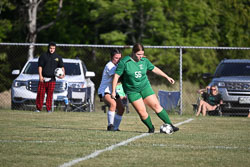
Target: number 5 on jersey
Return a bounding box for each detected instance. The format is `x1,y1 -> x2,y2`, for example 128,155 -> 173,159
135,71 -> 142,78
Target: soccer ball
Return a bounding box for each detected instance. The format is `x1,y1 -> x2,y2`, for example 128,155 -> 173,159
54,68 -> 64,77
160,124 -> 173,134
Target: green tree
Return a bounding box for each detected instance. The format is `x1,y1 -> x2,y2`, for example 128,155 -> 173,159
0,1 -> 16,91
0,0 -> 15,42
0,0 -> 249,92
87,0 -> 168,45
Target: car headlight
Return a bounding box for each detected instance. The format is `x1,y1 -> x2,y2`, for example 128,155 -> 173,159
13,80 -> 27,87
68,82 -> 85,88
217,82 -> 225,87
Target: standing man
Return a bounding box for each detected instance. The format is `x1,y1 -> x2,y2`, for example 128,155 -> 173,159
34,42 -> 65,112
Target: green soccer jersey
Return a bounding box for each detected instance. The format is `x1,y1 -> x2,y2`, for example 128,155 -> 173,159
115,55 -> 155,94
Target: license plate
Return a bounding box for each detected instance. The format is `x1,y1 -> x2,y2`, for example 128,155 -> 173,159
239,97 -> 250,104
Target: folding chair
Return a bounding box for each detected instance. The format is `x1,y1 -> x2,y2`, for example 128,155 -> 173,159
67,87 -> 92,112
192,95 -> 201,113
158,90 -> 181,114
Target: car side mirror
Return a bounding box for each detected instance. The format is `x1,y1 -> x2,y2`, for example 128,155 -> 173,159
86,71 -> 95,78
12,70 -> 20,75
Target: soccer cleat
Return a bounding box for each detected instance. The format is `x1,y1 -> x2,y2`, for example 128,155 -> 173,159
34,110 -> 40,112
47,110 -> 52,113
170,124 -> 179,132
148,125 -> 155,133
107,124 -> 115,131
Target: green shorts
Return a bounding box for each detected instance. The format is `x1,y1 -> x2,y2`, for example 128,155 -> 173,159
127,85 -> 155,103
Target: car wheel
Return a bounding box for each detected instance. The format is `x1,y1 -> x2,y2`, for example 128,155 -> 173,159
11,101 -> 21,110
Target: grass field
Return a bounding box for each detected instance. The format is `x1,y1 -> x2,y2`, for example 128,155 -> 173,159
0,109 -> 249,167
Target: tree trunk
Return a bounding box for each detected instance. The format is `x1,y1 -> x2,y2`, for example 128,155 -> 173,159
27,0 -> 40,60
26,0 -> 63,60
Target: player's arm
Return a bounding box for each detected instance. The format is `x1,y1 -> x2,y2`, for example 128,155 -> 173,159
112,73 -> 120,99
197,88 -> 206,94
198,86 -> 210,94
38,66 -> 44,82
62,67 -> 65,77
58,57 -> 65,79
152,66 -> 175,84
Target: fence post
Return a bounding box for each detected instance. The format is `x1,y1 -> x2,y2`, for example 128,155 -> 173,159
179,47 -> 183,115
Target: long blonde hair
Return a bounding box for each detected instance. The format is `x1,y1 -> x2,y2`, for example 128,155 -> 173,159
210,85 -> 218,94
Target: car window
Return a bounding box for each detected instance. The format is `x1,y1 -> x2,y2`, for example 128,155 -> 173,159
23,62 -> 81,75
64,63 -> 81,75
215,63 -> 250,77
23,62 -> 38,74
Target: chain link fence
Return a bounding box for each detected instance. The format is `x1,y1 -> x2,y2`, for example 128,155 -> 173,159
0,43 -> 249,116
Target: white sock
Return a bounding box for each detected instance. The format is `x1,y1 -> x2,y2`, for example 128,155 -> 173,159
113,114 -> 122,130
107,110 -> 115,125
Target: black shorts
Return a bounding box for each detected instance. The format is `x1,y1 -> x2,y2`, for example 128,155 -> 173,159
98,93 -> 120,102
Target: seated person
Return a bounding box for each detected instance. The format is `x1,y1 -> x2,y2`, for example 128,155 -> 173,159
196,85 -> 223,116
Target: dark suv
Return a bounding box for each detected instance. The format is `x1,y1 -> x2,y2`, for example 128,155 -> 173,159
204,59 -> 250,116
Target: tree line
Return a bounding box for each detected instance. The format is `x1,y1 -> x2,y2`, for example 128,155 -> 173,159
0,0 -> 249,92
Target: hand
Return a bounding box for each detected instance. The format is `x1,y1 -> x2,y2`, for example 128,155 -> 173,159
168,77 -> 175,84
57,74 -> 65,79
198,88 -> 206,94
111,92 -> 116,100
39,76 -> 44,82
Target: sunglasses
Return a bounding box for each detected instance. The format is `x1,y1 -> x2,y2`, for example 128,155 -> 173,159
211,88 -> 216,91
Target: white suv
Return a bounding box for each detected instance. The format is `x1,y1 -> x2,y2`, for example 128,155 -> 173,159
11,58 -> 95,112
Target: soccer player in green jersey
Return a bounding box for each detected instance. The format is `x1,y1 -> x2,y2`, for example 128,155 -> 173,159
112,43 -> 179,133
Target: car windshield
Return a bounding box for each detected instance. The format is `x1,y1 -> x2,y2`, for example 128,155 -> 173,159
23,62 -> 81,75
215,63 -> 250,77
23,62 -> 38,74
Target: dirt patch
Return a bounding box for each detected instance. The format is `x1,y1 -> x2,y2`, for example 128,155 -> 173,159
0,89 -> 11,109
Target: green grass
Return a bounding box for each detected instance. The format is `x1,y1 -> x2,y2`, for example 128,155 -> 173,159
0,110 -> 249,167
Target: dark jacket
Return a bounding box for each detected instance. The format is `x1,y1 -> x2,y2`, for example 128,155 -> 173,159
38,48 -> 64,80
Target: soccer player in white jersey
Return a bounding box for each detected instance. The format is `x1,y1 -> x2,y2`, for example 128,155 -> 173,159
98,49 -> 125,131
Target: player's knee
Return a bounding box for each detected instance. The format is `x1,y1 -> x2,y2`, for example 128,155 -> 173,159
140,113 -> 148,120
109,101 -> 117,110
200,100 -> 205,104
151,103 -> 161,112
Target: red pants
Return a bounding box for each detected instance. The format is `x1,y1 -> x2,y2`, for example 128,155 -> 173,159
36,81 -> 56,111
